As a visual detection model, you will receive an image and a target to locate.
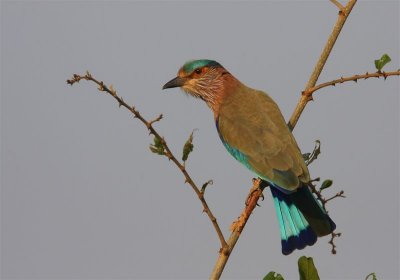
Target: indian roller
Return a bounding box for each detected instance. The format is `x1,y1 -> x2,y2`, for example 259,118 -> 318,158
163,59 -> 336,255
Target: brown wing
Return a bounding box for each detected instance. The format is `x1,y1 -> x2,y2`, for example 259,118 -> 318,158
218,86 -> 309,191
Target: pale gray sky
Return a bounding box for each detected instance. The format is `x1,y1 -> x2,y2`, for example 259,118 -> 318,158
1,1 -> 399,279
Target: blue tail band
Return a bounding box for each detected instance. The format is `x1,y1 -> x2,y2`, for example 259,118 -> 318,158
270,186 -> 317,255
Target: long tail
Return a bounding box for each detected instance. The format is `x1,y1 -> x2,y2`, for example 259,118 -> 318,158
270,184 -> 336,255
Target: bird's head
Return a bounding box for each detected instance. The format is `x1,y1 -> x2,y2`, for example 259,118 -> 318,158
163,59 -> 231,111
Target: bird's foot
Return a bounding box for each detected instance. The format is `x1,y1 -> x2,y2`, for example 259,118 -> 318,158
245,178 -> 268,206
256,192 -> 265,207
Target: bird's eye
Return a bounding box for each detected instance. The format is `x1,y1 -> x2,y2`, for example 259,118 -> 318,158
195,68 -> 202,75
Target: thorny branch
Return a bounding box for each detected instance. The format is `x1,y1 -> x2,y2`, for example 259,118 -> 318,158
67,72 -> 229,251
304,140 -> 347,254
303,70 -> 400,97
306,141 -> 346,254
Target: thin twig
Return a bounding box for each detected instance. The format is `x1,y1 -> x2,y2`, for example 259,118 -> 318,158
308,181 -> 345,254
308,182 -> 345,211
67,72 -> 229,251
303,70 -> 400,97
329,232 -> 342,254
288,0 -> 357,130
325,190 -> 346,204
148,114 -> 163,127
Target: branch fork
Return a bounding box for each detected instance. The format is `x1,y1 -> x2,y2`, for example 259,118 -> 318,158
330,0 -> 346,15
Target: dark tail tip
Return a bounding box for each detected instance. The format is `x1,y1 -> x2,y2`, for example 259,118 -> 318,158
282,227 -> 317,255
270,183 -> 336,255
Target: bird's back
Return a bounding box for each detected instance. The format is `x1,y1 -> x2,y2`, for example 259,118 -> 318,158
217,84 -> 310,191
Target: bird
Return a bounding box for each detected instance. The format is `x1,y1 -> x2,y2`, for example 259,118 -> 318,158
162,59 -> 336,255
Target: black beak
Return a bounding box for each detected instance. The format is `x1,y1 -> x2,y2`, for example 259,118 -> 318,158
162,76 -> 186,90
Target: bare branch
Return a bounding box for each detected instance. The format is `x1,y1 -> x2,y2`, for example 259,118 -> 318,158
304,70 -> 400,97
67,72 -> 228,250
308,181 -> 345,253
325,190 -> 346,204
288,0 -> 357,130
308,182 -> 345,212
210,179 -> 269,279
329,231 -> 342,254
148,114 -> 163,128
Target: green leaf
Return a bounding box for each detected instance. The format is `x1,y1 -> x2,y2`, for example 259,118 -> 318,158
298,256 -> 320,280
182,130 -> 195,162
374,54 -> 391,71
149,135 -> 165,155
201,180 -> 213,193
365,272 -> 377,280
320,179 -> 333,191
263,271 -> 284,280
